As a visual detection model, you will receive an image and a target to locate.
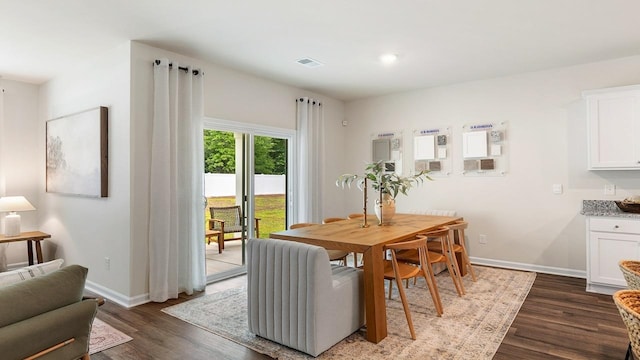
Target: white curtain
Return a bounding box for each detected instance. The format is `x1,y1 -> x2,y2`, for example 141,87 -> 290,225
149,59 -> 205,302
296,97 -> 324,223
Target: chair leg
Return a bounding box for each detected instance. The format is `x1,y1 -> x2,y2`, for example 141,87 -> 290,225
394,274 -> 416,340
459,246 -> 477,282
423,265 -> 443,316
456,228 -> 477,282
440,234 -> 465,296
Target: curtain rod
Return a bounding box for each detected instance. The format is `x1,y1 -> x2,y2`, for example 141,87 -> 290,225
296,98 -> 322,106
154,59 -> 201,76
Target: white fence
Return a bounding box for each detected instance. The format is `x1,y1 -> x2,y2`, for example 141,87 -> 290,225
204,173 -> 285,197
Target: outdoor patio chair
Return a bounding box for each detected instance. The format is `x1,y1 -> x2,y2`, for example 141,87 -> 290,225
208,205 -> 260,252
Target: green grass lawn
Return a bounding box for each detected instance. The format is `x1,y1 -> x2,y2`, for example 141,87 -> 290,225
206,195 -> 285,239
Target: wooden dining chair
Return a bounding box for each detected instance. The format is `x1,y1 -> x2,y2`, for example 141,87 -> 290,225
289,223 -> 349,265
384,235 -> 443,340
397,226 -> 465,296
322,217 -> 346,224
427,221 -> 477,282
323,217 -> 360,267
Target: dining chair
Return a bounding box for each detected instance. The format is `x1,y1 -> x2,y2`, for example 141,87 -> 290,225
383,235 -> 443,340
620,260 -> 640,290
397,226 -> 465,296
323,217 -> 360,267
322,217 -> 346,224
290,223 -> 349,265
427,221 -> 477,282
613,290 -> 640,360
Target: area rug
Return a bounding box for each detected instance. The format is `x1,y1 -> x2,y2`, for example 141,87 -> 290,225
90,318 -> 133,354
162,266 -> 535,359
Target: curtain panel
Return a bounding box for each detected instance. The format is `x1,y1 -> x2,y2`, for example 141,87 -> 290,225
296,97 -> 324,223
149,59 -> 205,302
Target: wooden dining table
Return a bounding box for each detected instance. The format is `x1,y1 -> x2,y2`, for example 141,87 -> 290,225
269,213 -> 462,343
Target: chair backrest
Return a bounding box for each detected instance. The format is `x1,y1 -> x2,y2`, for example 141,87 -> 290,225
290,222 -> 317,229
620,260 -> 640,290
447,221 -> 468,231
410,209 -> 457,217
209,205 -> 242,227
247,238 -> 332,355
614,290 -> 640,358
385,235 -> 430,268
323,217 -> 345,224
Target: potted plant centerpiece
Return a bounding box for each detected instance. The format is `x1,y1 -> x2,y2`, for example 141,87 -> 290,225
336,161 -> 431,224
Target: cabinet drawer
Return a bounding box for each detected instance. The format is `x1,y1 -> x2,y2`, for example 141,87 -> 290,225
590,217 -> 640,234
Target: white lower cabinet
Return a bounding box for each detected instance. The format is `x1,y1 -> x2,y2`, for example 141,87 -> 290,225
587,217 -> 640,294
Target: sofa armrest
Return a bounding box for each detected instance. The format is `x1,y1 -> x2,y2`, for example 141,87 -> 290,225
0,299 -> 98,360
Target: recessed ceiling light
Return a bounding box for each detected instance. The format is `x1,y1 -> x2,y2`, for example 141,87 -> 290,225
379,53 -> 398,65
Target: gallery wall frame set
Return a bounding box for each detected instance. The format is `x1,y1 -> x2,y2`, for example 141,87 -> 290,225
46,106 -> 108,197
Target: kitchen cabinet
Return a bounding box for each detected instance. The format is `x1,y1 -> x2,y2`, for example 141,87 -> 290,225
583,85 -> 640,170
587,217 -> 640,294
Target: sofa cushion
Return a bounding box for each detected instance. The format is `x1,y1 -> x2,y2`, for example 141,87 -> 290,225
0,264 -> 87,328
0,259 -> 64,287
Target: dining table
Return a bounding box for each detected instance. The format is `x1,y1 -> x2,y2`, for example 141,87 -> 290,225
269,213 -> 463,343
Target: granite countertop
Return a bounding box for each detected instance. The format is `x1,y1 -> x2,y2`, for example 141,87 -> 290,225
581,200 -> 640,219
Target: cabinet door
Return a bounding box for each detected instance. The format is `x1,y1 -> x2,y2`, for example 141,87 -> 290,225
589,231 -> 640,287
586,90 -> 640,169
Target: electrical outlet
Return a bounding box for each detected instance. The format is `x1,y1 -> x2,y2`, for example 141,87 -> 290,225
604,184 -> 616,195
104,257 -> 110,271
479,234 -> 487,244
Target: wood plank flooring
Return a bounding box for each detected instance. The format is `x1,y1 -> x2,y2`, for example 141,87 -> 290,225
90,273 -> 629,360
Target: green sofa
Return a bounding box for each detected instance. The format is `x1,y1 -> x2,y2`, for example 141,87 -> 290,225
0,265 -> 99,360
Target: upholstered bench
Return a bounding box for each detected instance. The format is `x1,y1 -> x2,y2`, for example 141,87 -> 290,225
247,238 -> 365,357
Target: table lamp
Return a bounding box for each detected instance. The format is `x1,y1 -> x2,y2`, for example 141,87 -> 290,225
0,196 -> 36,237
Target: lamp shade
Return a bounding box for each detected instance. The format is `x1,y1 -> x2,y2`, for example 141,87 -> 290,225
0,196 -> 36,212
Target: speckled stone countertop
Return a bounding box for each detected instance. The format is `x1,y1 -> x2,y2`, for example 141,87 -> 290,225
581,200 -> 640,218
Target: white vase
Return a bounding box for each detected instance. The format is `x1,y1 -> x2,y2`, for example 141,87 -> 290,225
374,193 -> 396,224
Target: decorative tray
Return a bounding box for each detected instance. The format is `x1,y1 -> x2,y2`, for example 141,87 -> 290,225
615,201 -> 640,214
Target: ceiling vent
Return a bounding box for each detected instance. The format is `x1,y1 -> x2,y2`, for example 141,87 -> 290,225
296,57 -> 324,68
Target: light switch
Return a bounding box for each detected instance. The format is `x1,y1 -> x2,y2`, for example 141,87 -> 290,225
552,184 -> 563,194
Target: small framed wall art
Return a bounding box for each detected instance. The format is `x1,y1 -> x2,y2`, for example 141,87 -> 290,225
46,106 -> 108,197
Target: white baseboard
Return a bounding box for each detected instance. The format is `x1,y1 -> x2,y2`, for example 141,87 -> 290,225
81,257 -> 587,308
85,280 -> 150,309
470,256 -> 586,279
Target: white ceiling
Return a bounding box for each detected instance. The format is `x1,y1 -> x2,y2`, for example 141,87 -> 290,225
2,0 -> 640,101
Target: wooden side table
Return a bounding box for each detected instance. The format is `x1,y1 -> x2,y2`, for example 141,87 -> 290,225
0,231 -> 51,265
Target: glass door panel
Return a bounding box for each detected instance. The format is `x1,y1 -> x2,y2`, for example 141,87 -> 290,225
203,124 -> 292,283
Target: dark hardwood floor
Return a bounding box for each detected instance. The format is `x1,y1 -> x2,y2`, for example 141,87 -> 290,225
91,273 -> 629,360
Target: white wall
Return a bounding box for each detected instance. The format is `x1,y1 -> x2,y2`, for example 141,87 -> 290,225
204,174 -> 285,197
37,42 -> 132,300
129,41 -> 345,303
0,79 -> 40,266
342,55 -> 640,275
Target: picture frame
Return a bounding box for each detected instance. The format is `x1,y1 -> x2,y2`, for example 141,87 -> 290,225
46,106 -> 108,197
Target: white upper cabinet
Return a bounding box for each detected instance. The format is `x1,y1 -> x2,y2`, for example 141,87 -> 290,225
583,85 -> 640,170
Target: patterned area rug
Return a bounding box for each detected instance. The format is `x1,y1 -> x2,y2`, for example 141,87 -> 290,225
90,318 -> 133,354
162,266 -> 535,359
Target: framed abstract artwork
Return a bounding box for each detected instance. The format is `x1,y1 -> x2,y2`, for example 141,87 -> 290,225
46,106 -> 108,197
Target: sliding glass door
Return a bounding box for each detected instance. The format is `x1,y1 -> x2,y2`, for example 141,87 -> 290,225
203,119 -> 294,282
